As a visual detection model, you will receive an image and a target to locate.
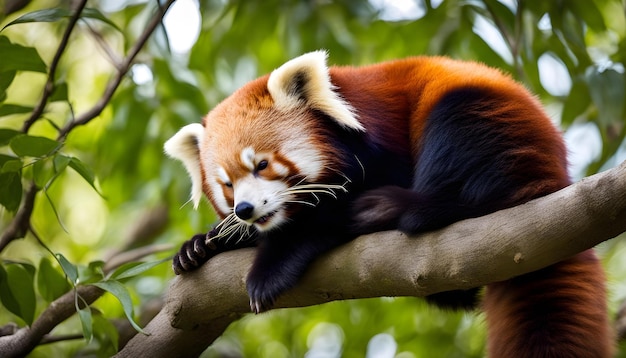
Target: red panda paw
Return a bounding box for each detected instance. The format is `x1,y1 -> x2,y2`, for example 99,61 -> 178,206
350,186 -> 416,235
246,277 -> 281,314
172,233 -> 213,275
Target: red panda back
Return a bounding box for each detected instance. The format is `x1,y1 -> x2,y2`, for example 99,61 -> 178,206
332,57 -> 612,356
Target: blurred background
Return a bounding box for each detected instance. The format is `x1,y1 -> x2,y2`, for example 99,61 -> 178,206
1,0 -> 625,356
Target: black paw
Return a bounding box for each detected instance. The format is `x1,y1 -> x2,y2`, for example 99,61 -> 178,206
350,186 -> 415,235
246,276 -> 283,314
246,274 -> 296,314
172,230 -> 218,275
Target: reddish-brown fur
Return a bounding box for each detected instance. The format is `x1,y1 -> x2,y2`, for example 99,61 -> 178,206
326,57 -> 612,356
185,56 -> 612,356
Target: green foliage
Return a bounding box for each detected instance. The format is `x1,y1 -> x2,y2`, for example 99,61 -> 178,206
0,262 -> 36,325
0,0 -> 625,356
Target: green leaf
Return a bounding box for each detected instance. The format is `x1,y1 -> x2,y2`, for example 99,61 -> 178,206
37,257 -> 71,302
0,263 -> 36,325
1,158 -> 22,173
92,313 -> 119,354
56,253 -> 78,285
1,8 -> 70,29
0,154 -> 19,168
0,71 -> 16,101
562,78 -> 591,125
570,1 -> 606,33
33,158 -> 53,188
586,67 -> 625,126
53,154 -> 71,173
49,82 -> 69,102
1,8 -> 121,33
0,128 -> 21,145
77,260 -> 105,284
109,257 -> 170,280
0,36 -> 47,73
0,264 -> 20,319
68,157 -> 99,193
44,187 -> 69,233
82,8 -> 122,32
10,134 -> 61,157
91,280 -> 145,334
0,104 -> 33,117
77,306 -> 94,342
0,172 -> 22,212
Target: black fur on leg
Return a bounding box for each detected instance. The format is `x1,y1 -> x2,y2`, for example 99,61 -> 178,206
350,186 -> 418,236
425,288 -> 482,310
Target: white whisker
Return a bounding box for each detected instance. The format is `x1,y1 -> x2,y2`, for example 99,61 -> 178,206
286,200 -> 317,207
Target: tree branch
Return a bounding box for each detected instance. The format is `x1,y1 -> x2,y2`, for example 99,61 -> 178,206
21,0 -> 88,133
0,0 -> 175,253
0,182 -> 38,252
0,244 -> 173,357
56,0 -> 175,141
118,160 -> 626,357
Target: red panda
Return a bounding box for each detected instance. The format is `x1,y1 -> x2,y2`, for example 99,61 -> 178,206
164,51 -> 613,357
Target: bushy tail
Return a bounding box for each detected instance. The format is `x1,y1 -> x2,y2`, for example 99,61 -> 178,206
483,249 -> 613,357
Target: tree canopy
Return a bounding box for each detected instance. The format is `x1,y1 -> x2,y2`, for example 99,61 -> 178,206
0,0 -> 625,357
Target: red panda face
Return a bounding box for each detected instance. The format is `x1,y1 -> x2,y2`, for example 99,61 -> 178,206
165,51 -> 364,232
207,145 -> 306,232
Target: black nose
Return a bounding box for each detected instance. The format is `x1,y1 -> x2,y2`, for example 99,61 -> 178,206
235,202 -> 254,220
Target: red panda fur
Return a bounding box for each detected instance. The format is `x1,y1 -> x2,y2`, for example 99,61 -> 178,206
165,51 -> 613,357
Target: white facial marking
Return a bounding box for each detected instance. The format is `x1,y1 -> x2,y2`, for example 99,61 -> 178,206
282,141 -> 324,180
272,161 -> 289,177
208,179 -> 232,215
234,175 -> 288,231
241,147 -> 255,171
216,166 -> 231,185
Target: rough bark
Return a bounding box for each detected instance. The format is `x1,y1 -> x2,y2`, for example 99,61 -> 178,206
118,160 -> 626,357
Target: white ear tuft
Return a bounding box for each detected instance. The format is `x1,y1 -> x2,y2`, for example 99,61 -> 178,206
267,50 -> 364,131
164,123 -> 205,209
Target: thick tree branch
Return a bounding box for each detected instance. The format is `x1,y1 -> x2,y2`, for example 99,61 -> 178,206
119,160 -> 626,357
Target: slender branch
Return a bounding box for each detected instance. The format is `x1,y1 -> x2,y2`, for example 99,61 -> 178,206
0,183 -> 38,252
56,0 -> 176,141
0,285 -> 104,358
118,160 -> 626,357
84,21 -> 123,69
1,0 -> 176,253
39,333 -> 84,345
21,0 -> 88,133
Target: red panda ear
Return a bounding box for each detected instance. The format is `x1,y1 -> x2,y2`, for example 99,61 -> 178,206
267,50 -> 364,131
164,123 -> 205,209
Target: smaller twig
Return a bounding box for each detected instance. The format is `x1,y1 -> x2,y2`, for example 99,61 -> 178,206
103,244 -> 174,273
84,21 -> 123,69
39,333 -> 84,345
21,0 -> 88,133
56,0 -> 176,141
